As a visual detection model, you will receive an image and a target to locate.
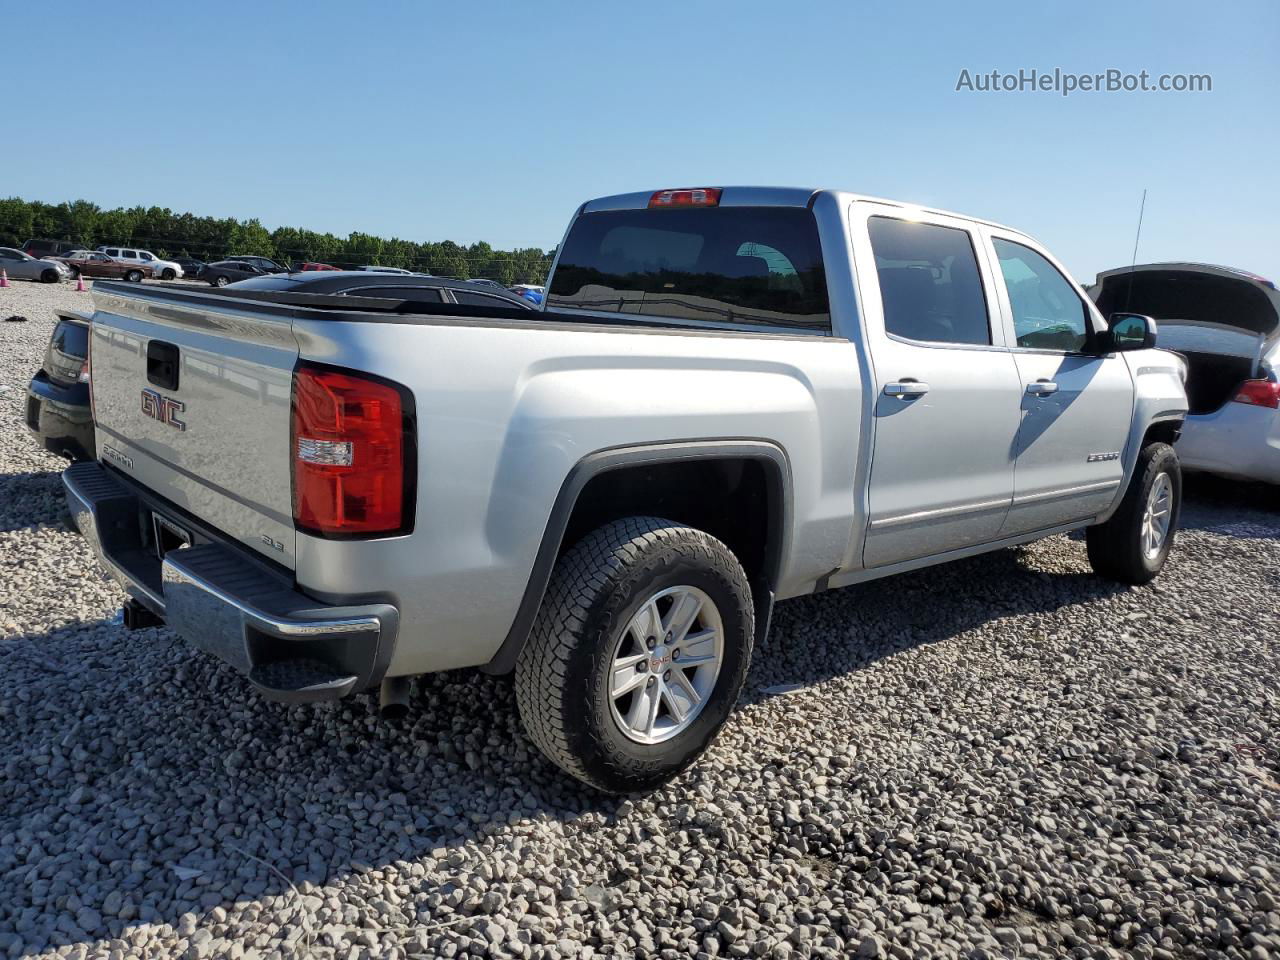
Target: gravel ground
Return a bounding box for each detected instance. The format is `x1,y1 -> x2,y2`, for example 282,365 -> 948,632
1,278 -> 1278,960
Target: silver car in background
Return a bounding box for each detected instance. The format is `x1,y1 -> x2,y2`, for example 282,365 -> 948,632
0,247 -> 72,283
1089,263 -> 1280,484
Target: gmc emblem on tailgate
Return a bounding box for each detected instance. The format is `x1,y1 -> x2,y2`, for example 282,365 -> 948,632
140,388 -> 186,431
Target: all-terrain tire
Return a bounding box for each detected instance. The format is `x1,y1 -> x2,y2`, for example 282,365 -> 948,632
515,516 -> 754,793
1086,441 -> 1181,585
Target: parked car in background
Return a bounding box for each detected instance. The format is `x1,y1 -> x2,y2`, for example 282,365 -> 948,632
203,260 -> 275,286
66,185 -> 1186,792
227,255 -> 289,274
96,247 -> 184,280
1090,263 -> 1279,484
50,250 -> 149,281
298,262 -> 342,271
0,247 -> 72,282
22,239 -> 82,259
172,257 -> 206,280
230,269 -> 537,309
510,283 -> 545,304
26,310 -> 95,461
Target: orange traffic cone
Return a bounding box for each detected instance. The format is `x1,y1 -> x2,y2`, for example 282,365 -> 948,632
75,274 -> 87,292
0,270 -> 8,288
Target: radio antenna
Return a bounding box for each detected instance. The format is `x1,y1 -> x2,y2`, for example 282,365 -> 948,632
1123,188 -> 1147,312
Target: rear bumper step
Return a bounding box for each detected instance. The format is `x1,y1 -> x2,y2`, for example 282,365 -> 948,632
64,461 -> 398,704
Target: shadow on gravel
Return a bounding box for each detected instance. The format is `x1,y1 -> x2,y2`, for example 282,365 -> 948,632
0,468 -> 69,534
746,540 -> 1126,704
1180,472 -> 1280,535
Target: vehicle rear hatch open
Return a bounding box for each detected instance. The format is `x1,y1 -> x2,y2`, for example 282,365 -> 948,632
1089,263 -> 1280,414
88,283 -> 299,568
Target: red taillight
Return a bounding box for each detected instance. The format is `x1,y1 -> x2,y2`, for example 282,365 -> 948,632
1233,378 -> 1280,409
78,359 -> 90,383
291,365 -> 413,537
649,187 -> 722,208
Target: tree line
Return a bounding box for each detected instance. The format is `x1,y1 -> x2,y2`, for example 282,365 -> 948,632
0,197 -> 554,284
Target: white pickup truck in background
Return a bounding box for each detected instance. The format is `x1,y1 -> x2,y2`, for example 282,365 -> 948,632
66,186 -> 1188,791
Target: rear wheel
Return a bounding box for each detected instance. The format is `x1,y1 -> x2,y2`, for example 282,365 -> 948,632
515,517 -> 754,793
125,269 -> 143,283
1086,441 -> 1181,584
212,275 -> 229,287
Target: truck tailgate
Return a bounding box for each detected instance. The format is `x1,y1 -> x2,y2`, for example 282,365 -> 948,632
89,284 -> 299,568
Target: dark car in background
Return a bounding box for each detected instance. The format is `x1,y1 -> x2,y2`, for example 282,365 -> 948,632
204,256 -> 291,285
229,255 -> 288,273
172,257 -> 206,279
26,311 -> 95,461
203,259 -> 275,286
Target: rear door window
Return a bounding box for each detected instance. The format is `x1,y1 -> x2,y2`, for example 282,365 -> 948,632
548,207 -> 830,331
867,217 -> 991,345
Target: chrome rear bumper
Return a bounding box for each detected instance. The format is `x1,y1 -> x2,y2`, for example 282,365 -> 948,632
64,461 -> 399,703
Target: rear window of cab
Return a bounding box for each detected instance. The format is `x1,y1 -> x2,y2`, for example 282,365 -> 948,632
548,207 -> 831,332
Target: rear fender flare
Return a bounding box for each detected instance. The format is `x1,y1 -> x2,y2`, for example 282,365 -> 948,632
481,439 -> 792,674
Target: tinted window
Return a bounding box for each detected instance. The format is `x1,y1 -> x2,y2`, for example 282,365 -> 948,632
452,289 -> 516,307
548,207 -> 830,331
345,286 -> 443,303
52,321 -> 89,360
105,249 -> 119,257
868,217 -> 990,345
992,238 -> 1089,352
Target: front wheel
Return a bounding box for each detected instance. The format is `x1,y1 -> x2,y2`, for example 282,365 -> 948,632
41,268 -> 59,283
515,517 -> 754,793
212,275 -> 229,287
161,268 -> 176,280
1086,441 -> 1181,585
125,269 -> 143,283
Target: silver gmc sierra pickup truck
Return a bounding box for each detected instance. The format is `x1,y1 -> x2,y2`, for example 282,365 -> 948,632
66,186 -> 1189,792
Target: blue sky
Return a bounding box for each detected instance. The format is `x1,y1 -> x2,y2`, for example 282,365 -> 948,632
5,0 -> 1277,282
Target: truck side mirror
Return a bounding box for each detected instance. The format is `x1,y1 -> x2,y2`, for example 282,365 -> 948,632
1106,312 -> 1157,351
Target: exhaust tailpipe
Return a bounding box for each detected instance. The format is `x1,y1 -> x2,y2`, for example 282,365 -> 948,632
379,676 -> 411,720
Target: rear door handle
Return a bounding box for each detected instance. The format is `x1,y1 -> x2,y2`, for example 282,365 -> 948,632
884,380 -> 930,398
1026,380 -> 1059,396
